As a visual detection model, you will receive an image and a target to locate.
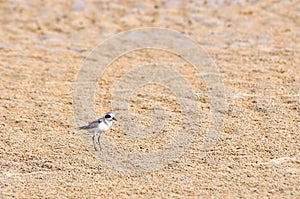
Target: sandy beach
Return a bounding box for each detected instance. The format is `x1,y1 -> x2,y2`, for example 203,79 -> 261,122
1,0 -> 299,198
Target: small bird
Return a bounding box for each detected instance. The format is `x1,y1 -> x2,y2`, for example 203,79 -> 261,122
78,112 -> 117,151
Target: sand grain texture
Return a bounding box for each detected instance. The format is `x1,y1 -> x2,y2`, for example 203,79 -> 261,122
0,0 -> 299,198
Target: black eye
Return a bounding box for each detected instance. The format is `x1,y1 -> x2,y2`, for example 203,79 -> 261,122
105,115 -> 111,118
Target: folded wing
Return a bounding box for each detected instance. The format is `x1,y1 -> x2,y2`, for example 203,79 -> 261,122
78,118 -> 102,130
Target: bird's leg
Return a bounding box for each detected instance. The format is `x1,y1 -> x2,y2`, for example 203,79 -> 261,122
93,131 -> 98,151
98,132 -> 102,151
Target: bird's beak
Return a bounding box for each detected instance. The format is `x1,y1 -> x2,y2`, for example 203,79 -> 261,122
113,117 -> 117,121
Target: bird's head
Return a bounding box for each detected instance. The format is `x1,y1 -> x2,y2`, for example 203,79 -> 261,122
104,112 -> 117,121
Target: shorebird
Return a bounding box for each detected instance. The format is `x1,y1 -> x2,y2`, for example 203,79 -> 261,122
78,112 -> 117,151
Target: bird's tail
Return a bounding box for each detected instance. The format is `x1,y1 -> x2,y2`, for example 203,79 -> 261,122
78,125 -> 89,130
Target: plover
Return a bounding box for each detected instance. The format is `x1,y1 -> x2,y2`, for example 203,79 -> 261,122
78,112 -> 117,151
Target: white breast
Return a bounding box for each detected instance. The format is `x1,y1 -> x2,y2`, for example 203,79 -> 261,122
99,120 -> 113,131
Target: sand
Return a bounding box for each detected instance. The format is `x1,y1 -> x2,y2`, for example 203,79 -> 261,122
1,0 -> 299,198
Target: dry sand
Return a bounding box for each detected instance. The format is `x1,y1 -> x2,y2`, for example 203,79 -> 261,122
1,0 -> 299,198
